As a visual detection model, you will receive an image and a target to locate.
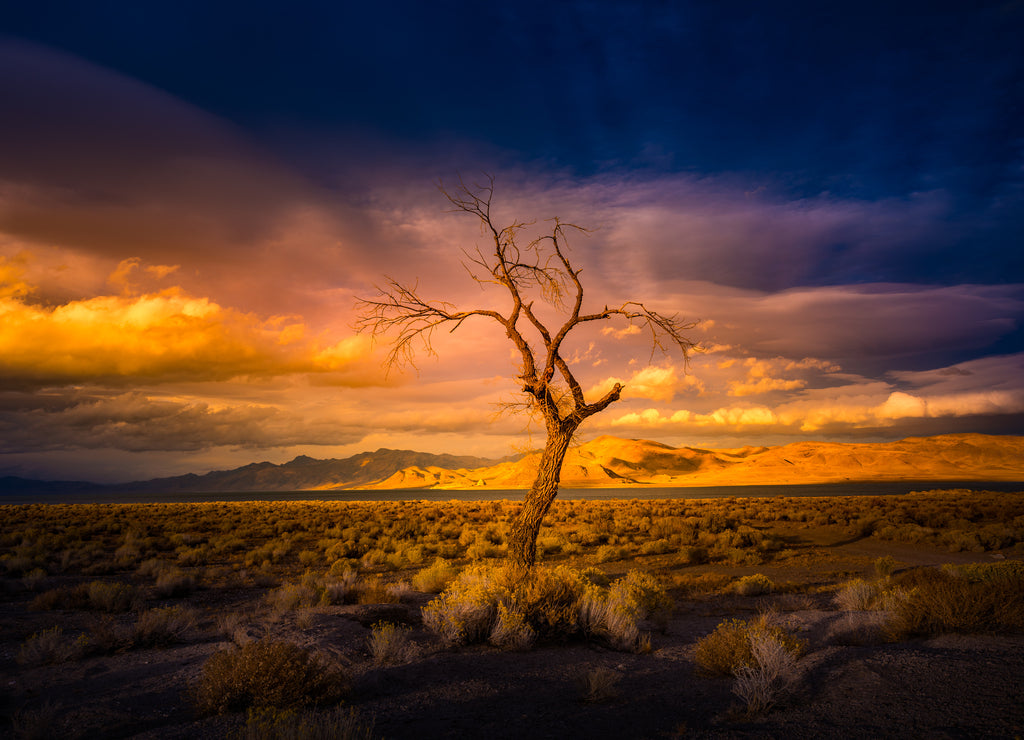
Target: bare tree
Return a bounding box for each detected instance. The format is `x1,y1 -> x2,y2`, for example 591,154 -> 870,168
356,176 -> 698,568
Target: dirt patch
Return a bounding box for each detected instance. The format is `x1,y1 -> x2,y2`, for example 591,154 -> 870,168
3,551 -> 1023,738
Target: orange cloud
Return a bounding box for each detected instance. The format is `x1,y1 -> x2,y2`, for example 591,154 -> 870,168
588,364 -> 702,402
0,260 -> 376,387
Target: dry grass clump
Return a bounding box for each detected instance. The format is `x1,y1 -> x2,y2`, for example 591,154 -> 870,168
192,638 -> 349,715
693,615 -> 805,677
237,707 -> 376,740
885,565 -> 1024,639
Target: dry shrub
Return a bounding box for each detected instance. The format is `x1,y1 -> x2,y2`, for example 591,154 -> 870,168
237,706 -> 375,740
17,627 -> 88,666
580,570 -> 673,650
423,564 -> 670,652
833,579 -> 880,610
355,576 -> 400,605
411,558 -> 459,593
733,574 -> 773,597
489,602 -> 535,650
134,605 -> 198,647
385,580 -> 414,602
593,545 -> 629,564
367,621 -> 418,665
732,630 -> 800,714
886,566 -> 1024,639
694,616 -> 805,677
29,584 -> 90,612
153,567 -> 197,598
421,564 -> 506,644
874,555 -> 897,578
675,572 -> 734,596
266,582 -> 320,613
825,611 -> 889,646
87,580 -> 139,613
192,638 -> 349,715
942,559 -> 1024,584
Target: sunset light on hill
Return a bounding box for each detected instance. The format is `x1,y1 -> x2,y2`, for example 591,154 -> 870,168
1,3 -> 1022,483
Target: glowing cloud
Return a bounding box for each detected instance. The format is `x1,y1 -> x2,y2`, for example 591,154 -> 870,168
0,259 -> 377,387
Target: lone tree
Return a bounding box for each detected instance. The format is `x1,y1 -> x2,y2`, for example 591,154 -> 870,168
356,176 -> 698,568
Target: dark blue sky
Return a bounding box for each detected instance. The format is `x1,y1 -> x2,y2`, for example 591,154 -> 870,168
4,1 -> 1022,287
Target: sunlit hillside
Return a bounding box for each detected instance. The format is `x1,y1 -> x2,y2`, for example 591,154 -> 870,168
369,434 -> 1024,489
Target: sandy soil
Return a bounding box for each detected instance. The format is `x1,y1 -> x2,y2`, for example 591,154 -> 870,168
2,541 -> 1022,739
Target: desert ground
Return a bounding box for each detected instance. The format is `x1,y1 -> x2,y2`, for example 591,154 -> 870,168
1,491 -> 1022,739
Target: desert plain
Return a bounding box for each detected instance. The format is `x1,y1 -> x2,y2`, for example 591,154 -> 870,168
1,435 -> 1023,739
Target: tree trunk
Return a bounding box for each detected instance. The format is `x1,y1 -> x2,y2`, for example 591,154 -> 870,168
507,426 -> 576,568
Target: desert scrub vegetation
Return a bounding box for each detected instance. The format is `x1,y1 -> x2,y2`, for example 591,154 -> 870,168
422,564 -> 671,651
733,573 -> 774,597
367,621 -> 418,665
731,628 -> 801,715
884,562 -> 1024,639
693,615 -> 806,677
3,492 -> 1022,585
17,626 -> 90,666
192,638 -> 349,715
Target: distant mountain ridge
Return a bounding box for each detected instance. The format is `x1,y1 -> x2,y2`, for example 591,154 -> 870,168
117,449 -> 513,492
2,434 -> 1022,495
365,433 -> 1024,490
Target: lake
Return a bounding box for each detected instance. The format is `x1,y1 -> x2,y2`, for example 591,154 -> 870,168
2,480 -> 1022,505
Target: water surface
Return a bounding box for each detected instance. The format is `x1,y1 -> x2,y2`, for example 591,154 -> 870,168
2,480 -> 1022,505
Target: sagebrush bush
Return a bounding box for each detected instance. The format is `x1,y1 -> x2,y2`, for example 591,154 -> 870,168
192,639 -> 349,715
411,558 -> 460,593
423,564 -> 671,651
693,616 -> 805,676
368,621 -> 417,665
833,579 -> 880,611
17,626 -> 88,666
87,580 -> 139,613
732,630 -> 800,714
886,566 -> 1024,639
134,605 -> 198,647
941,559 -> 1024,584
489,602 -> 535,650
580,570 -> 673,650
734,574 -> 773,597
153,567 -> 197,598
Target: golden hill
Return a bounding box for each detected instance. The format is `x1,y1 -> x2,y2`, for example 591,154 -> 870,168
366,433 -> 1024,489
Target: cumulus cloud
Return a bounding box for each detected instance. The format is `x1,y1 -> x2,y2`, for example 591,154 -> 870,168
0,257 -> 377,388
604,354 -> 1024,438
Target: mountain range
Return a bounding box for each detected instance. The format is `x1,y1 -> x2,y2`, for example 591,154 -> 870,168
2,434 -> 1022,494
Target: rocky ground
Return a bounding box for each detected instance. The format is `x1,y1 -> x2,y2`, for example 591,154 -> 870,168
2,540 -> 1022,739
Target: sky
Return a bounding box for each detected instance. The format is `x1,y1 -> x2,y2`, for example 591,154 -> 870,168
1,1 -> 1023,483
